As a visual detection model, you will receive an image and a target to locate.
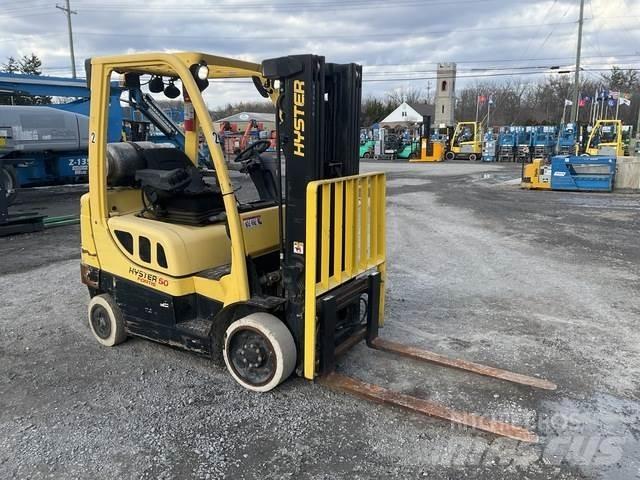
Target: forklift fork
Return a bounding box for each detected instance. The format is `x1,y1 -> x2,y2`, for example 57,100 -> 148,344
320,272 -> 556,443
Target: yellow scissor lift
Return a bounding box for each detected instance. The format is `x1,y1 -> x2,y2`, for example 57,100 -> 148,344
81,51 -> 555,442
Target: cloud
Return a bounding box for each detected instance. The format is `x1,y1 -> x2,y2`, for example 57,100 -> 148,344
0,0 -> 637,107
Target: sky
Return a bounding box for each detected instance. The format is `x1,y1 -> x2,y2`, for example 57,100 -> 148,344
0,0 -> 638,108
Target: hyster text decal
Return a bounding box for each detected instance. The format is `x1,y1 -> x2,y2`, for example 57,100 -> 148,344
129,267 -> 169,287
293,80 -> 305,157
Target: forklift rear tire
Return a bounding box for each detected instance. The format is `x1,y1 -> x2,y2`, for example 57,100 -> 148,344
445,151 -> 455,161
223,313 -> 296,392
87,294 -> 127,347
363,152 -> 371,159
469,153 -> 478,162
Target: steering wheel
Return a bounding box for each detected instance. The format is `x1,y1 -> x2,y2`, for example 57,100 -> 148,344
234,139 -> 271,163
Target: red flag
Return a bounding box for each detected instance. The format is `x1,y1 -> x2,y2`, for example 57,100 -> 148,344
579,98 -> 586,107
478,95 -> 486,104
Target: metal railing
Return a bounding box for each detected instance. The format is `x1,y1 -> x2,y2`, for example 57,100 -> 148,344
303,172 -> 386,378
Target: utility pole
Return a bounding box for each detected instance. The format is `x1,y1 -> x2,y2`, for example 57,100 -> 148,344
570,0 -> 585,123
56,0 -> 77,78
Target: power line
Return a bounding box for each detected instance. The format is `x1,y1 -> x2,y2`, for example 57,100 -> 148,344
0,0 -> 540,16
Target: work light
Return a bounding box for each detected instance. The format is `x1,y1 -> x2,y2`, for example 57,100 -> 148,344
164,79 -> 180,99
149,76 -> 164,93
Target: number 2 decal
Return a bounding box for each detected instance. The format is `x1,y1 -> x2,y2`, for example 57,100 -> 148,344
90,132 -> 96,143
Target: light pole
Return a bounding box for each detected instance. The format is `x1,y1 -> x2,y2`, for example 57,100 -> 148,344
56,0 -> 77,78
570,0 -> 585,123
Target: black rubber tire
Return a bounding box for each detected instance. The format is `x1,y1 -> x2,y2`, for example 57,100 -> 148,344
1,165 -> 18,206
87,294 -> 127,347
363,152 -> 371,159
469,153 -> 478,162
408,152 -> 417,160
445,151 -> 455,161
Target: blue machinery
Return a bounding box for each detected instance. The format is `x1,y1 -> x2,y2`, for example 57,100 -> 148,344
522,155 -> 616,192
497,130 -> 516,162
0,72 -> 187,197
550,156 -> 616,192
0,72 -> 123,141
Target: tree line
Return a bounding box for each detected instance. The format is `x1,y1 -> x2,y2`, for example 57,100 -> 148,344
0,53 -> 51,105
362,67 -> 640,128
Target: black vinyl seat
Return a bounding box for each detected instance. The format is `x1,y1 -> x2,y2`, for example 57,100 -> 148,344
105,142 -> 226,225
132,147 -> 225,226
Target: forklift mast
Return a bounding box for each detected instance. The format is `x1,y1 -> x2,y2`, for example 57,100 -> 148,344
261,55 -> 363,346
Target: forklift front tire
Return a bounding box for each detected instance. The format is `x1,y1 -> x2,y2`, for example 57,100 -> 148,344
445,151 -> 455,161
87,294 -> 127,347
224,313 -> 296,392
469,153 -> 477,162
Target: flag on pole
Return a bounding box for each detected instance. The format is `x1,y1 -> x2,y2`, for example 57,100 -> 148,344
564,99 -> 573,106
611,91 -> 620,100
478,95 -> 486,105
579,98 -> 586,107
607,99 -> 615,107
619,97 -> 631,106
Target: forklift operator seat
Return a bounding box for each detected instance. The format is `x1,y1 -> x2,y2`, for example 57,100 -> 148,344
106,142 -> 224,226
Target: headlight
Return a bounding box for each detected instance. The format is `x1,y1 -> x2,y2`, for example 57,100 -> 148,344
196,64 -> 209,80
189,62 -> 210,91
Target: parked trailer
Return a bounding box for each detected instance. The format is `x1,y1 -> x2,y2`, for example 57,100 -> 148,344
0,106 -> 90,203
0,72 -> 189,204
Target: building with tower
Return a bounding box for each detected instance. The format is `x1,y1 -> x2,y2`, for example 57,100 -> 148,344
434,63 -> 456,128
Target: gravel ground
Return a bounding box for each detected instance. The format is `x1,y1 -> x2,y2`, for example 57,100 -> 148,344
1,161 -> 639,479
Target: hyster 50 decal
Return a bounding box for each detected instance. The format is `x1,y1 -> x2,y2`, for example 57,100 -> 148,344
293,80 -> 305,157
129,267 -> 169,287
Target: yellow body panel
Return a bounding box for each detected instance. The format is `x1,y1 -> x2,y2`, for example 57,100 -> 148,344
411,139 -> 444,162
303,172 -> 386,379
80,194 -> 100,268
107,215 -> 231,277
521,159 -> 551,190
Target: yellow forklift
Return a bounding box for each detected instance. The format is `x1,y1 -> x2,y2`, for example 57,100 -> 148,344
81,52 -> 554,442
445,121 -> 483,161
585,119 -> 624,157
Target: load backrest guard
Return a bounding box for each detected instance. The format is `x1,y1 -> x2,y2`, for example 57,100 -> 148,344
262,55 -> 383,379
